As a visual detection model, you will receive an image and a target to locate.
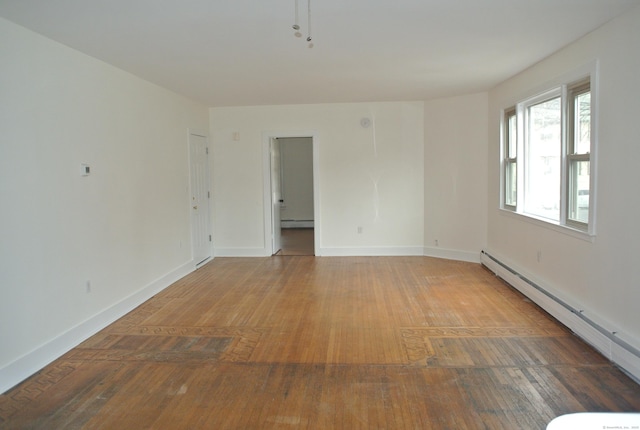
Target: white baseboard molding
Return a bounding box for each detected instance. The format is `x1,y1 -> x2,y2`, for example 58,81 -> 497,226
424,246 -> 481,263
0,260 -> 195,394
214,247 -> 271,257
320,246 -> 424,257
214,245 -> 480,260
481,250 -> 640,383
281,220 -> 314,228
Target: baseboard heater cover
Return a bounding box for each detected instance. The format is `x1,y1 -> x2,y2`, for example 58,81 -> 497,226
480,250 -> 640,383
281,220 -> 314,228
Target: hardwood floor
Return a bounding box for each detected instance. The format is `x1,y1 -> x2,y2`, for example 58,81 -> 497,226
2,257 -> 639,429
275,228 -> 314,256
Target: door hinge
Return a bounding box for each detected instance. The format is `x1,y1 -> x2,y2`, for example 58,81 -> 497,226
208,191 -> 210,198
209,235 -> 212,242
206,147 -> 209,155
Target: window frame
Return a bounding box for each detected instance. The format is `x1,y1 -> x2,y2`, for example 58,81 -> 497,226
565,80 -> 592,230
522,88 -> 562,222
499,64 -> 597,240
502,107 -> 517,211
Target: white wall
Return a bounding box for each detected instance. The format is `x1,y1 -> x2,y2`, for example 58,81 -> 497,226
487,7 -> 640,354
210,102 -> 425,256
424,93 -> 488,262
0,18 -> 209,393
279,137 -> 314,223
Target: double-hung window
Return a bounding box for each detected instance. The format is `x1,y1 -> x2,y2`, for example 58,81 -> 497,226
501,73 -> 595,236
503,107 -> 517,209
566,81 -> 591,227
524,91 -> 562,221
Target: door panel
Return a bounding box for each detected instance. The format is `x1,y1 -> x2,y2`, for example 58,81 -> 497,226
271,138 -> 282,255
189,132 -> 211,265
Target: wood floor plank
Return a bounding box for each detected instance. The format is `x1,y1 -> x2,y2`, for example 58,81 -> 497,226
276,228 -> 315,256
2,256 -> 639,429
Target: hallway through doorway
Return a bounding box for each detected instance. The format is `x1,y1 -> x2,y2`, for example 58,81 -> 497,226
274,228 -> 314,256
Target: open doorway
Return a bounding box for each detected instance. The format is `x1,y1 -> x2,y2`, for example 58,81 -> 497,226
264,133 -> 318,256
278,227 -> 314,256
276,137 -> 314,255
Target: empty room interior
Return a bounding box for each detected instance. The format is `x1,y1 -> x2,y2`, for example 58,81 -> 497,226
1,1 -> 640,428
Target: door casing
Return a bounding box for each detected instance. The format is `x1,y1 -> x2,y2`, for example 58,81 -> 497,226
262,131 -> 320,256
270,138 -> 282,255
189,129 -> 212,266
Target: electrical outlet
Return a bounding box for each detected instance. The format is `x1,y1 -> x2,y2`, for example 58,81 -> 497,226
357,226 -> 363,234
435,239 -> 439,247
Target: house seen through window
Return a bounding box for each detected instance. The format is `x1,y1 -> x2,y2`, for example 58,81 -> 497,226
501,74 -> 594,235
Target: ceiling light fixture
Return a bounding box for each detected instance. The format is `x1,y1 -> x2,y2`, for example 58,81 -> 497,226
306,0 -> 313,48
292,0 -> 314,48
292,0 -> 302,37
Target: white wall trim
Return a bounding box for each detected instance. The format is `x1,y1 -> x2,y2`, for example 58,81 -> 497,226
424,246 -> 481,263
0,260 -> 195,394
481,250 -> 640,383
215,246 -> 480,261
214,247 -> 271,257
262,130 -> 321,257
321,246 -> 424,257
281,221 -> 314,228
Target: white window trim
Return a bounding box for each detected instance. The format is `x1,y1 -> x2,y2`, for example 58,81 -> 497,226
501,107 -> 517,211
521,87 -> 562,222
499,61 -> 598,241
565,79 -> 592,231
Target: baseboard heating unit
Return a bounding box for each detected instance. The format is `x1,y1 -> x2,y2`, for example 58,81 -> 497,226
480,250 -> 640,383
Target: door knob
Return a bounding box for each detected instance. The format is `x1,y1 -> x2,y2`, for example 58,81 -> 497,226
193,205 -> 198,210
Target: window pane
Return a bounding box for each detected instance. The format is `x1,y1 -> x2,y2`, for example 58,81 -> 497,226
574,91 -> 591,154
507,112 -> 517,157
569,160 -> 590,223
505,160 -> 516,207
526,97 -> 561,220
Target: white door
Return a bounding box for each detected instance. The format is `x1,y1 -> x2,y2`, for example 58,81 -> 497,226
271,138 -> 282,255
189,132 -> 212,266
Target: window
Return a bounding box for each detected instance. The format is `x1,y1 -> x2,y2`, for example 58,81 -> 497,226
501,75 -> 595,235
567,81 -> 591,226
503,108 -> 517,209
525,94 -> 561,221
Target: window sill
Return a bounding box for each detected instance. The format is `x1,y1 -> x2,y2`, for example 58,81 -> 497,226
499,208 -> 596,243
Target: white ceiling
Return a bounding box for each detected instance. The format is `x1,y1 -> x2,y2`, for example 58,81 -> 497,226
1,0 -> 638,107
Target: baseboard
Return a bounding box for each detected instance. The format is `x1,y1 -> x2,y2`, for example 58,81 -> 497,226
481,250 -> 640,383
320,246 -> 424,257
423,246 -> 481,263
214,247 -> 271,257
0,260 -> 195,394
215,245 -> 480,260
281,220 -> 314,228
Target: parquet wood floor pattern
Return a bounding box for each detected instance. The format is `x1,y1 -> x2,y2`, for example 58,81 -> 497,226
2,257 -> 639,429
